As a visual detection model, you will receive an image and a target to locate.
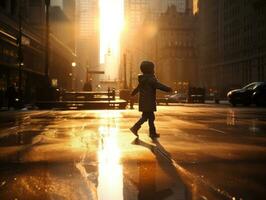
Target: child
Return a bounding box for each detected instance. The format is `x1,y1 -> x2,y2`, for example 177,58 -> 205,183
130,61 -> 172,139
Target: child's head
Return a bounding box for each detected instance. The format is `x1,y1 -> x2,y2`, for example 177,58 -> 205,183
140,61 -> 154,74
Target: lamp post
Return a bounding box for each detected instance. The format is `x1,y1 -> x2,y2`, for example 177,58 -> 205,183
71,62 -> 76,90
121,51 -> 135,109
45,0 -> 50,78
123,53 -> 128,89
18,1 -> 23,98
129,54 -> 133,90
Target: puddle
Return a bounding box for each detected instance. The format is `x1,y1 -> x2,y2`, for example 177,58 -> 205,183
0,131 -> 42,146
0,110 -> 191,199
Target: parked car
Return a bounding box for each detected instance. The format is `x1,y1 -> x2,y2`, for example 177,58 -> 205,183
165,93 -> 187,103
252,83 -> 266,106
227,82 -> 266,106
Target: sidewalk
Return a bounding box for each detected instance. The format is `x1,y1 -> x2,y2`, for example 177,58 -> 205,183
205,99 -> 230,105
0,104 -> 38,112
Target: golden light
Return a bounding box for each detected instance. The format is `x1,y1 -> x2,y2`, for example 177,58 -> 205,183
71,62 -> 76,67
99,0 -> 124,80
144,23 -> 158,38
97,111 -> 123,200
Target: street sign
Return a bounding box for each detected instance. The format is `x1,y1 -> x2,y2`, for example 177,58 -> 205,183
87,70 -> 104,74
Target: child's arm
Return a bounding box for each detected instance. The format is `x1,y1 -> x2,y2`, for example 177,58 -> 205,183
131,85 -> 139,96
154,81 -> 172,92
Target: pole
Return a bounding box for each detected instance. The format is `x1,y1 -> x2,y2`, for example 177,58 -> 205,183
129,54 -> 133,90
155,33 -> 159,79
45,0 -> 50,78
123,53 -> 128,89
18,1 -> 23,100
86,68 -> 89,82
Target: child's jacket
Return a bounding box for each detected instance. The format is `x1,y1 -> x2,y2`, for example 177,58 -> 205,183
132,74 -> 171,112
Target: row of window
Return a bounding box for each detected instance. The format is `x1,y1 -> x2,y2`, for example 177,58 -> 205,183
204,56 -> 266,87
160,48 -> 196,59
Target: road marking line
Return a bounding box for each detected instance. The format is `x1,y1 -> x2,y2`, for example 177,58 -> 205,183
209,128 -> 227,134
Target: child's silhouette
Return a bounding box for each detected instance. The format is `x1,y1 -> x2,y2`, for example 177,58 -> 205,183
130,61 -> 172,139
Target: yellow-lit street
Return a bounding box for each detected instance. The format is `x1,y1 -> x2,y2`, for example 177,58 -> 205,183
1,0 -> 266,199
1,105 -> 266,199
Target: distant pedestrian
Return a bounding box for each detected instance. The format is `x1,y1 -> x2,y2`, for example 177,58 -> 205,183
130,61 -> 172,139
6,82 -> 18,110
83,79 -> 93,91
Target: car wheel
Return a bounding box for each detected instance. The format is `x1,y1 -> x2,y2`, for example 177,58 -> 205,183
255,98 -> 265,107
243,99 -> 251,106
256,102 -> 261,107
231,101 -> 236,107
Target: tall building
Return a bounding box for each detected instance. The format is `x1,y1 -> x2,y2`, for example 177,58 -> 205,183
63,0 -> 76,50
76,0 -> 100,89
157,5 -> 198,88
124,0 -> 150,30
198,0 -> 266,95
162,0 -> 186,13
122,0 -> 194,88
0,0 -> 75,105
124,0 -> 193,28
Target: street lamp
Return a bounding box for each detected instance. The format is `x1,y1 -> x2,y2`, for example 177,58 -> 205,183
18,1 -> 23,95
71,62 -> 76,67
71,62 -> 76,91
16,0 -> 25,106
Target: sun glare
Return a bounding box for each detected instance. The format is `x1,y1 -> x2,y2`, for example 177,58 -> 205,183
100,0 -> 124,80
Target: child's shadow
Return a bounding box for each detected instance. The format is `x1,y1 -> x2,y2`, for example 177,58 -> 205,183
131,138 -> 187,200
132,138 -> 172,163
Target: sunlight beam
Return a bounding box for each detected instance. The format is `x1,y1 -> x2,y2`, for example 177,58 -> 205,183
99,0 -> 124,80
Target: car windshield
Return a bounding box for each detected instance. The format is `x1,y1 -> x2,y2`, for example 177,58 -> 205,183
242,82 -> 263,90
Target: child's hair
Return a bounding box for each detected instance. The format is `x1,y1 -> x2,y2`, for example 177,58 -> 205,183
140,61 -> 154,74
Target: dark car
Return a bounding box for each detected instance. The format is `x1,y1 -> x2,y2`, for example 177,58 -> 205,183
227,82 -> 266,106
252,83 -> 266,106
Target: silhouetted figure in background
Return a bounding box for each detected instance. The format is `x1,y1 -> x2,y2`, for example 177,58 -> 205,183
83,79 -> 93,91
130,61 -> 172,139
6,83 -> 18,110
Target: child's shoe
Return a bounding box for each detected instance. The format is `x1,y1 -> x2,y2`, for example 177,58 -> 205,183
130,127 -> 139,138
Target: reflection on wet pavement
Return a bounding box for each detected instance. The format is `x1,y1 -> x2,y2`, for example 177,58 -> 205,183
0,131 -> 42,146
227,109 -> 236,126
97,112 -> 123,200
0,107 -> 266,199
132,138 -> 188,199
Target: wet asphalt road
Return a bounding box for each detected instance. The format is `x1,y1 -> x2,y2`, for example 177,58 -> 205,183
0,105 -> 266,200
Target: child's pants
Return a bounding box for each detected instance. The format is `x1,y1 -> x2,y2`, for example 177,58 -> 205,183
132,112 -> 156,134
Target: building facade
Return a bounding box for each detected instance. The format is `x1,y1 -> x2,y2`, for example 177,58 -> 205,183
156,5 -> 198,89
122,0 -> 194,88
76,0 -> 100,90
0,0 -> 75,106
198,0 -> 266,95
